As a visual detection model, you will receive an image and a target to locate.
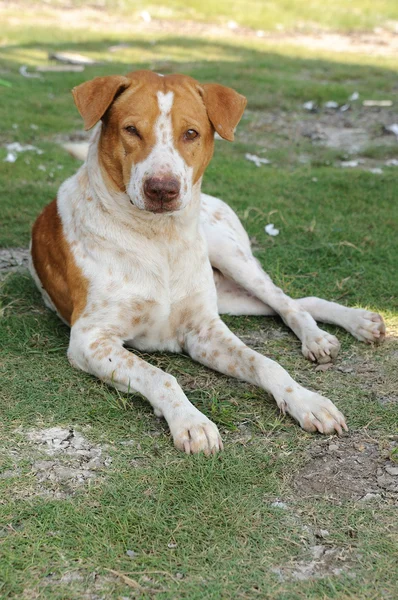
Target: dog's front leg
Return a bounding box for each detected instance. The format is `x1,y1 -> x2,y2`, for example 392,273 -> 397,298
185,319 -> 347,435
68,326 -> 222,455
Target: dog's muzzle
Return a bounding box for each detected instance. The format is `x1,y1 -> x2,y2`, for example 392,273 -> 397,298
142,176 -> 181,212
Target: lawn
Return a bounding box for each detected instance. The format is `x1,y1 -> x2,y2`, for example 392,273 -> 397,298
0,2 -> 398,599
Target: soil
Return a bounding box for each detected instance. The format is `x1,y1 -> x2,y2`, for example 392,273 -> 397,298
243,106 -> 398,160
0,247 -> 30,272
293,433 -> 398,503
272,543 -> 355,581
4,426 -> 112,498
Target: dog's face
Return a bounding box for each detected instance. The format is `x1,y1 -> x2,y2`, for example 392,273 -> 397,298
72,71 -> 246,214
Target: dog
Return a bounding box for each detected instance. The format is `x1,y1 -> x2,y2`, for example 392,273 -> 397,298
30,70 -> 385,454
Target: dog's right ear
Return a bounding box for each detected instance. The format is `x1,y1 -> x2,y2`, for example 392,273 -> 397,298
72,75 -> 131,131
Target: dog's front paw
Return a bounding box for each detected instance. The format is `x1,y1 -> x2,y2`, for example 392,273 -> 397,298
346,309 -> 386,344
170,411 -> 223,455
277,385 -> 348,435
301,330 -> 340,363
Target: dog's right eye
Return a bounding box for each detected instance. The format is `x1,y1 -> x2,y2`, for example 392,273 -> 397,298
124,125 -> 141,138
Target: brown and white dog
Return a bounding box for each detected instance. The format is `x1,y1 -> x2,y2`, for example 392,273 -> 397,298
30,70 -> 385,454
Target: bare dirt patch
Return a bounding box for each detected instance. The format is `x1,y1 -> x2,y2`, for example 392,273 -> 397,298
5,426 -> 112,498
272,543 -> 354,581
268,498 -> 357,581
0,247 -> 29,272
35,570 -> 119,600
333,340 -> 398,406
244,106 -> 398,158
293,433 -> 398,503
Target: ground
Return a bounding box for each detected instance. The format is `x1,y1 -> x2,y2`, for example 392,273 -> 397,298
0,1 -> 398,598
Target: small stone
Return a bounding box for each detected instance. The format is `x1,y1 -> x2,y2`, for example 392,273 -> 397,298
315,362 -> 333,372
341,160 -> 359,168
86,456 -> 103,469
70,432 -> 90,450
385,465 -> 398,476
320,529 -> 329,538
167,542 -> 177,549
328,444 -> 339,451
33,461 -> 55,471
311,545 -> 325,559
303,101 -> 317,112
175,572 -> 184,579
360,492 -> 382,502
126,550 -> 137,558
271,501 -> 288,510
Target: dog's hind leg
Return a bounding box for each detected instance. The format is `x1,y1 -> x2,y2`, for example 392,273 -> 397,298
201,194 -> 341,363
296,297 -> 385,343
213,269 -> 276,316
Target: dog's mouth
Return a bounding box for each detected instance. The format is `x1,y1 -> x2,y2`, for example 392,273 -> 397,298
130,198 -> 181,214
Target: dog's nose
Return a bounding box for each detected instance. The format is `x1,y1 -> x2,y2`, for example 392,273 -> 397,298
143,177 -> 180,202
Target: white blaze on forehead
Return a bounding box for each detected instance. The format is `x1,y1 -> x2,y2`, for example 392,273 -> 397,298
155,91 -> 174,147
157,90 -> 173,113
127,87 -> 194,210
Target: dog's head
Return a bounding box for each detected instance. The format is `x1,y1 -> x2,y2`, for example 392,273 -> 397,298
72,70 -> 246,214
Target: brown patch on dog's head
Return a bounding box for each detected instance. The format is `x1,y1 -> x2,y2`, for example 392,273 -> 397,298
72,70 -> 247,212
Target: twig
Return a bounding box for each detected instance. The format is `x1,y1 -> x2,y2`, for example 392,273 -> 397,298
105,568 -> 144,591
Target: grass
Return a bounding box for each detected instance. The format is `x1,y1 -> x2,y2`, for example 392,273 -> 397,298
1,3 -> 398,599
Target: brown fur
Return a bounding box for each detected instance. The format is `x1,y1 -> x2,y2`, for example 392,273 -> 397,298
31,200 -> 88,325
72,70 -> 246,193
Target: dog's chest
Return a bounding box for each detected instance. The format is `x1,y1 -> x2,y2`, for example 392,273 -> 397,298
79,233 -> 216,351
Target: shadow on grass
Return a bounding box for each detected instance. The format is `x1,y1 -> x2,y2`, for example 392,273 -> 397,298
1,34 -> 398,111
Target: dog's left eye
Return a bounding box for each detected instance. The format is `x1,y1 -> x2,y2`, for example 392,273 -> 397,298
183,129 -> 199,141
124,125 -> 141,138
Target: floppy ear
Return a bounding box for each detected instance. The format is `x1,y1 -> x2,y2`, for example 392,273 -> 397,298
72,75 -> 131,130
199,83 -> 247,141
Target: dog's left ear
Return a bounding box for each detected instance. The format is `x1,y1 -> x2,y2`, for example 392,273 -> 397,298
199,83 -> 247,141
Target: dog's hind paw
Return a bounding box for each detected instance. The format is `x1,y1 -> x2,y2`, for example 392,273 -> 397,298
345,310 -> 386,344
